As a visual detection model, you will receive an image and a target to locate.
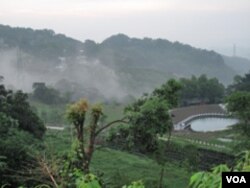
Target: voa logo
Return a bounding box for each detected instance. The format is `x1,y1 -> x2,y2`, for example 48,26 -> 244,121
226,176 -> 246,184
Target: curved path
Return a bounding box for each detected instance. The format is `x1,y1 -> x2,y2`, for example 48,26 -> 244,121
170,104 -> 228,130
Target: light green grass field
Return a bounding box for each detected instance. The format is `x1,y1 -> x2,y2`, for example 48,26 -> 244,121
45,130 -> 190,188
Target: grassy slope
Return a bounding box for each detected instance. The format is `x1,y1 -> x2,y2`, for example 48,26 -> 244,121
170,129 -> 235,154
30,100 -> 67,125
45,130 -> 190,188
30,100 -> 125,124
91,148 -> 190,188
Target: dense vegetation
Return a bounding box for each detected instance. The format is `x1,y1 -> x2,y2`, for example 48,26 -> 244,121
0,84 -> 46,186
84,34 -> 235,85
0,24 -> 83,61
1,24 -> 246,101
32,82 -> 70,105
1,24 -> 250,187
179,75 -> 225,106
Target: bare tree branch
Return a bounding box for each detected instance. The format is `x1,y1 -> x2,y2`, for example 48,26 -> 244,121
38,158 -> 59,188
95,117 -> 129,137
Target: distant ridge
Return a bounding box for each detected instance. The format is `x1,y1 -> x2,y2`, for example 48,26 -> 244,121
0,24 -> 245,98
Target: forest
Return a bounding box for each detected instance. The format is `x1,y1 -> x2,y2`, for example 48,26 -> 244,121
1,70 -> 250,187
1,24 -> 250,188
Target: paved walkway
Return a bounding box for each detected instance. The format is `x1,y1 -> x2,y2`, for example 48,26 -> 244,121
170,104 -> 227,130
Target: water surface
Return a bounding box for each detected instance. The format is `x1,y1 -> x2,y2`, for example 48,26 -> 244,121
190,118 -> 238,132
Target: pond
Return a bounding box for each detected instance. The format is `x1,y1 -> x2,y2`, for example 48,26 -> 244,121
190,117 -> 238,132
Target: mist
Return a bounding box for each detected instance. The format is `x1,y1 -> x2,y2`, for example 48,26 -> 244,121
0,48 -> 129,102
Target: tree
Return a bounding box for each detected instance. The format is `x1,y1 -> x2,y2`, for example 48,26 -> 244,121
180,75 -> 225,106
32,82 -> 68,104
0,75 -> 3,82
226,91 -> 250,149
118,79 -> 182,188
189,151 -> 250,188
125,79 -> 181,152
125,96 -> 172,152
152,79 -> 182,108
227,72 -> 250,93
0,84 -> 45,138
189,164 -> 229,188
0,84 -> 46,186
66,99 -> 128,173
0,116 -> 39,186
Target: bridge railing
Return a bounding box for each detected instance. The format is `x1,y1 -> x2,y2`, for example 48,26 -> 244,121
174,113 -> 228,130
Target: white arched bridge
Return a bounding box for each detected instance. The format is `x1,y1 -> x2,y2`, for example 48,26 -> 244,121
170,104 -> 228,130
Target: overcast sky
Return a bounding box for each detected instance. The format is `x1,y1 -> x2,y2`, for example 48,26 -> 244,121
0,0 -> 250,58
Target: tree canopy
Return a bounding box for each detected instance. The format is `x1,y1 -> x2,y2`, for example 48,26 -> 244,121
124,79 -> 181,152
226,91 -> 250,144
180,75 -> 225,106
0,84 -> 46,186
227,72 -> 250,93
32,82 -> 69,104
0,84 -> 46,138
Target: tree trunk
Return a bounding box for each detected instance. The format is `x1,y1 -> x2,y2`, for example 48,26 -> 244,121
158,165 -> 165,188
83,113 -> 100,173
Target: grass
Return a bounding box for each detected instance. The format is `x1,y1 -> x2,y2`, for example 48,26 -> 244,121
38,100 -> 234,187
170,129 -> 236,154
44,129 -> 190,188
91,148 -> 190,188
102,103 -> 125,122
30,100 -> 125,126
30,100 -> 68,125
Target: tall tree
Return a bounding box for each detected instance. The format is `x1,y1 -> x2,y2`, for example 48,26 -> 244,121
125,79 -> 182,152
125,96 -> 172,152
227,72 -> 250,93
180,75 -> 225,106
226,91 -> 250,143
0,84 -> 46,186
0,84 -> 45,138
66,99 -> 128,173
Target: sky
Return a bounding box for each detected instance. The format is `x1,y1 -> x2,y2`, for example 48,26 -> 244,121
0,0 -> 250,58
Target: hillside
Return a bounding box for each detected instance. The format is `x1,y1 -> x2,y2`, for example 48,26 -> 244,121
83,34 -> 236,84
223,55 -> 250,75
0,24 -> 239,100
0,24 -> 83,61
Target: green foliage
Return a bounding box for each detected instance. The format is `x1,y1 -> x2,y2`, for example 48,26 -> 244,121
30,101 -> 67,124
182,145 -> 200,171
0,24 -> 83,61
0,85 -> 45,186
75,173 -> 101,188
91,147 -> 190,188
226,91 -> 250,149
33,185 -> 51,188
228,72 -> 250,93
122,180 -> 144,188
189,165 -> 229,188
226,91 -> 250,122
180,75 -> 225,106
32,82 -> 69,105
65,99 -> 106,174
189,151 -> 250,188
152,79 -> 182,108
44,126 -> 191,188
66,99 -> 89,124
0,85 -> 46,139
89,34 -> 235,86
0,156 -> 7,174
235,151 -> 250,171
123,79 -> 181,152
0,118 -> 41,186
125,96 -> 171,152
